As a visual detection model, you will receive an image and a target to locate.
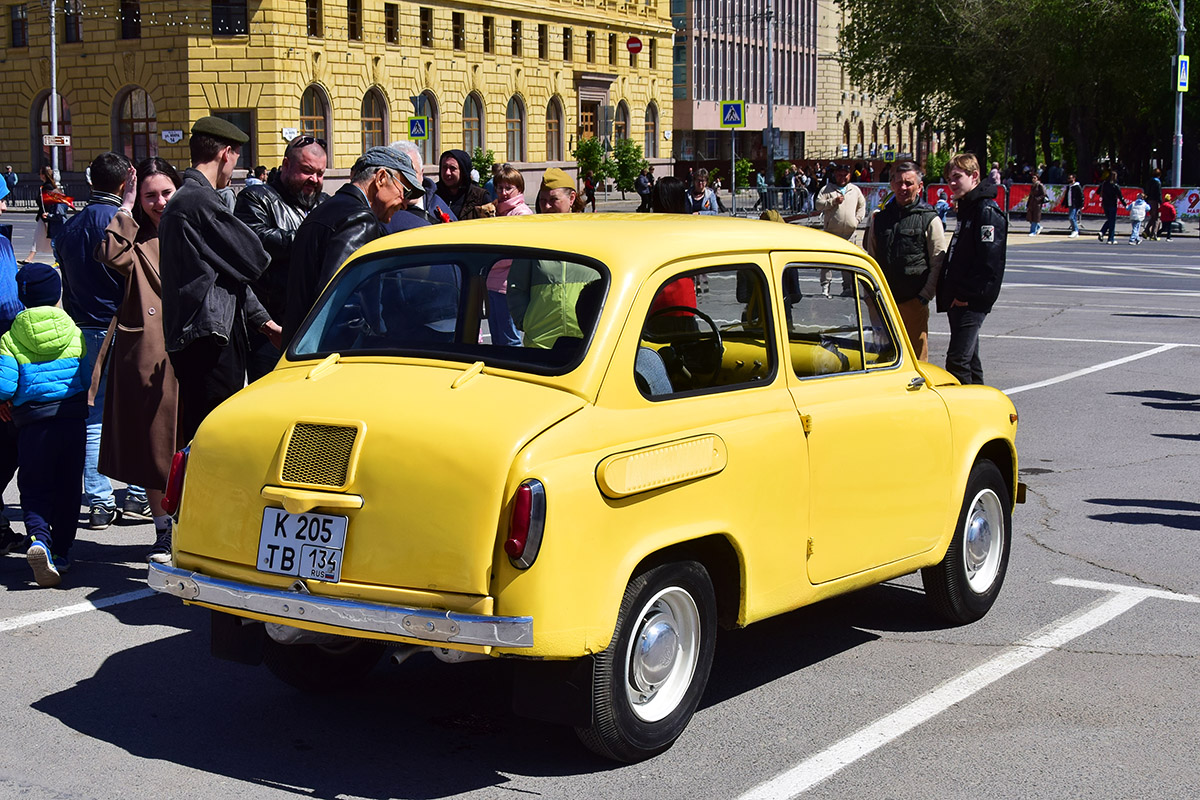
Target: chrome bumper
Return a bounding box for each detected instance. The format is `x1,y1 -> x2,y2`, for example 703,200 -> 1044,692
147,562 -> 533,648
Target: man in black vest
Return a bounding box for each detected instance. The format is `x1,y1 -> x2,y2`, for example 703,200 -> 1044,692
864,161 -> 947,362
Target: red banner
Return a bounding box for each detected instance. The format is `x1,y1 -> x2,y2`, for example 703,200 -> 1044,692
42,190 -> 76,209
924,184 -> 1196,218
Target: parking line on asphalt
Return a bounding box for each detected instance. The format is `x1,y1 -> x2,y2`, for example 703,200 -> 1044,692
0,588 -> 156,633
1004,282 -> 1200,297
1001,344 -> 1178,395
737,579 -> 1198,800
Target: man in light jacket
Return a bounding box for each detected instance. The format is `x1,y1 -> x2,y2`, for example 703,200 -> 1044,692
814,162 -> 867,295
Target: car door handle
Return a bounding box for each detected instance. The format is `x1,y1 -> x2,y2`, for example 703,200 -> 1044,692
907,376 -> 926,391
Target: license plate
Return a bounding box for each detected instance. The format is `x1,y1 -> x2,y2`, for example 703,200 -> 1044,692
257,508 -> 348,582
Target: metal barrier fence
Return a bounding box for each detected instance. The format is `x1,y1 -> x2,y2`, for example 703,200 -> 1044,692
2,180 -> 93,211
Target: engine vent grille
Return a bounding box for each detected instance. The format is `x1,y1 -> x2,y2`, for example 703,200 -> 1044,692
281,423 -> 358,488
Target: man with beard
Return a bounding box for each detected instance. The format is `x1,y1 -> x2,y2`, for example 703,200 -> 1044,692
435,149 -> 492,220
235,135 -> 330,380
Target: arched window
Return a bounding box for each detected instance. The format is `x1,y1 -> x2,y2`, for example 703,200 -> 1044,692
856,121 -> 864,155
34,93 -> 73,170
614,101 -> 630,140
300,85 -> 330,148
416,90 -> 439,166
505,96 -> 525,162
871,121 -> 878,149
545,97 -> 563,162
462,93 -> 483,155
644,103 -> 658,158
114,87 -> 158,161
361,88 -> 387,151
842,121 -> 850,151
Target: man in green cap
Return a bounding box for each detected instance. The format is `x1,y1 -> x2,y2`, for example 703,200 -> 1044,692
159,115 -> 282,444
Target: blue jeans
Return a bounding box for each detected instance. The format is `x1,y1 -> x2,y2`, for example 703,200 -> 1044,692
80,327 -> 145,509
488,291 -> 522,347
1068,207 -> 1080,233
1129,221 -> 1142,243
945,307 -> 988,385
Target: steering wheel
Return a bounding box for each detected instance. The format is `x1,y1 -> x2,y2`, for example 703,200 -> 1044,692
645,305 -> 724,387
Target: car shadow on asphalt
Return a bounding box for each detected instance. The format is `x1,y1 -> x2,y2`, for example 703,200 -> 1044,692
30,582 -> 950,792
1084,497 -> 1200,532
703,581 -> 954,709
1110,389 -> 1200,413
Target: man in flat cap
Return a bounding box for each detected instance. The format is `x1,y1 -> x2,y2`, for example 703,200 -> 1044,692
283,146 -> 422,347
158,115 -> 281,444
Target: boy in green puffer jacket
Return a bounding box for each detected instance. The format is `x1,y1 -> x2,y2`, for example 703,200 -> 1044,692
0,263 -> 87,587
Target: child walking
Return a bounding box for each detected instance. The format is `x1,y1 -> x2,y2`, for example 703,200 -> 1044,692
1159,194 -> 1177,241
0,263 -> 88,587
1128,192 -> 1149,245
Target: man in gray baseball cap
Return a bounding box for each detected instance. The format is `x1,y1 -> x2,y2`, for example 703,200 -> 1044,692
283,146 -> 423,346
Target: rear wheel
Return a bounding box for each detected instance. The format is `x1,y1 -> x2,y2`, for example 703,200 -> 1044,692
576,560 -> 717,762
922,460 -> 1012,624
263,638 -> 386,693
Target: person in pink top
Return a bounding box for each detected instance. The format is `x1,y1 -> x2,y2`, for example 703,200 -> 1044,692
487,164 -> 533,346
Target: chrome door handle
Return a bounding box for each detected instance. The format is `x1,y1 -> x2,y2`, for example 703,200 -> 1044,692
907,376 -> 926,391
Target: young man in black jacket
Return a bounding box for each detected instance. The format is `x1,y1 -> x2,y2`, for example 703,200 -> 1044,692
937,153 -> 1006,385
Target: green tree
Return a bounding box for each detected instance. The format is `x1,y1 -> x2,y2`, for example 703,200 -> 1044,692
611,137 -> 646,195
572,136 -> 608,182
735,157 -> 754,190
472,148 -> 496,180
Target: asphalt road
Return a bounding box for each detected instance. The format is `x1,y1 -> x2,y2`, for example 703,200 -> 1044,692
1,215 -> 1198,799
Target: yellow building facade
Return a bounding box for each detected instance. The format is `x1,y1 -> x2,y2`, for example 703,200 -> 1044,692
1,0 -> 673,180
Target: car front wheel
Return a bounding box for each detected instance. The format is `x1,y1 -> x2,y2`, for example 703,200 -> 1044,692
922,459 -> 1012,624
576,560 -> 717,762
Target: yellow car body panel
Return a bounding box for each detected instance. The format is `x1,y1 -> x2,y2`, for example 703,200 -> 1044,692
157,215 -> 1018,662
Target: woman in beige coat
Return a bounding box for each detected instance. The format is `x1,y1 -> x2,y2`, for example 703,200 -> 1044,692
96,157 -> 181,563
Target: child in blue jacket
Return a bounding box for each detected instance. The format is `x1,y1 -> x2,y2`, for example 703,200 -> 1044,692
0,263 -> 88,587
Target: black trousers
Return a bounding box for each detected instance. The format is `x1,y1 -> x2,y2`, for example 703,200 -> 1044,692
169,327 -> 248,446
17,416 -> 86,558
0,418 -> 18,514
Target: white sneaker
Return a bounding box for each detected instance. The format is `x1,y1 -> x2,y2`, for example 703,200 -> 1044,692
1068,231 -> 1079,238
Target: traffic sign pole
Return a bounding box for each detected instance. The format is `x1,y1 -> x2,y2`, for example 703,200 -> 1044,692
1171,0 -> 1185,188
720,101 -> 746,216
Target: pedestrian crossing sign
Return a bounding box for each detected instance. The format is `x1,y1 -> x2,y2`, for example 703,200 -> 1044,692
882,148 -> 897,162
720,101 -> 745,129
1179,56 -> 1190,92
409,116 -> 429,140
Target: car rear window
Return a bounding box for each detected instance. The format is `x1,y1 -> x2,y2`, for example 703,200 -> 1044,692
288,248 -> 607,374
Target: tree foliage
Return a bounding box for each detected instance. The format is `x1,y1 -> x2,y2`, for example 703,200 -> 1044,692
837,0 -> 1199,181
611,137 -> 646,193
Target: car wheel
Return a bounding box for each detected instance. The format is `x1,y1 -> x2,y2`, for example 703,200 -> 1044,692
922,460 -> 1012,625
263,638 -> 386,693
576,560 -> 717,762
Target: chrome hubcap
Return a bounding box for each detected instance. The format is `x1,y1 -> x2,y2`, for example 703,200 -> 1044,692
624,587 -> 701,723
963,488 -> 1004,593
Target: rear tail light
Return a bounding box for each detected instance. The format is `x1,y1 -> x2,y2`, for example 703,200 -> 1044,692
504,479 -> 546,569
161,447 -> 190,516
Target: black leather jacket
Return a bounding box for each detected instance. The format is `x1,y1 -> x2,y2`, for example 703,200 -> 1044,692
283,183 -> 383,347
234,176 -> 328,322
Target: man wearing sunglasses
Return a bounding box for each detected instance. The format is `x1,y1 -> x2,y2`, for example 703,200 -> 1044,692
235,135 -> 330,380
283,146 -> 421,348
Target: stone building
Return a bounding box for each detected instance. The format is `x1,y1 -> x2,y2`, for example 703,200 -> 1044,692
0,0 -> 673,181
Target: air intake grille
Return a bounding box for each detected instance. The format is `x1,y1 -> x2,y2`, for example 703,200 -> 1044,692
281,423 -> 358,488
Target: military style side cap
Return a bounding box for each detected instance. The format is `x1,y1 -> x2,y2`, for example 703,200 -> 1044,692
190,115 -> 250,144
540,168 -> 575,191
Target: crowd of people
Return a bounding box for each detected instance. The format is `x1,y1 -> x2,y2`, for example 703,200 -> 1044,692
0,114 -> 1011,589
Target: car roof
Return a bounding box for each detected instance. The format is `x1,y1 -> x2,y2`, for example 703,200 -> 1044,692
350,213 -> 866,275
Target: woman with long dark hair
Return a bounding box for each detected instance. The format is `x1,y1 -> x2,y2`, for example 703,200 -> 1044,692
25,166 -> 61,263
96,157 -> 182,563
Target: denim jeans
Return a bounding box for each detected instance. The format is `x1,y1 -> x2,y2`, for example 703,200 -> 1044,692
1068,207 -> 1080,233
945,307 -> 988,385
1129,221 -> 1142,243
487,291 -> 522,347
80,327 -> 145,509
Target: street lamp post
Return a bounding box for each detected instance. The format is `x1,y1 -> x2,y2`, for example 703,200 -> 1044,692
764,0 -> 775,197
1170,0 -> 1186,188
49,0 -> 60,174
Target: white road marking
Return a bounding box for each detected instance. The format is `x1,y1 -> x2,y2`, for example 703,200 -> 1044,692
1004,283 -> 1200,297
929,330 -> 1200,348
1001,344 -> 1178,395
737,579 -> 1198,800
0,588 -> 156,632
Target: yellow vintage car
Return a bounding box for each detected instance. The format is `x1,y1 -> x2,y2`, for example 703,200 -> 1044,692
149,214 -> 1022,762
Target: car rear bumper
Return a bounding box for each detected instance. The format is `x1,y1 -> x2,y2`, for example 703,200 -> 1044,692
147,562 -> 533,648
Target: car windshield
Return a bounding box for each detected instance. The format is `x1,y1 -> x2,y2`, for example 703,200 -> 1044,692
289,247 -> 607,373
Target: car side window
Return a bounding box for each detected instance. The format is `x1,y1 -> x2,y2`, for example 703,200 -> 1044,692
782,266 -> 898,379
635,266 -> 775,399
